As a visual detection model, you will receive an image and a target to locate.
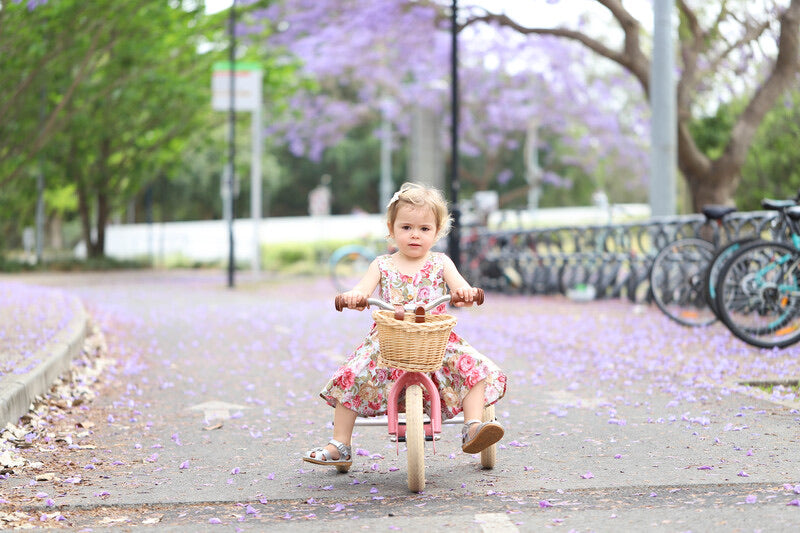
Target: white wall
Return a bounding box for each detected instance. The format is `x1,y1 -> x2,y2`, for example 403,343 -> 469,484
97,204 -> 650,263
101,214 -> 387,263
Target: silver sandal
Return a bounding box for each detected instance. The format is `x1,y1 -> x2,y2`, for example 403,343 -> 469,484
302,438 -> 353,467
461,418 -> 504,454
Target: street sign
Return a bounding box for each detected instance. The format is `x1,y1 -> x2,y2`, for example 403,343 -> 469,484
211,61 -> 262,111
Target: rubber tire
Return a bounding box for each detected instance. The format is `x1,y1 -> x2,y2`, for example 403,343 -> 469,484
703,237 -> 755,317
715,240 -> 800,348
405,385 -> 425,493
650,238 -> 716,326
480,404 -> 497,469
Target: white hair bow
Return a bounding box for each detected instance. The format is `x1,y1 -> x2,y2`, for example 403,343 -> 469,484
386,191 -> 401,208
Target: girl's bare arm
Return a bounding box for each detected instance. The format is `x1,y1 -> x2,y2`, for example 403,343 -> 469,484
442,254 -> 478,306
339,258 -> 381,309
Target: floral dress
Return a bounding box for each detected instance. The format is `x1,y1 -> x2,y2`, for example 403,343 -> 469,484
320,252 -> 507,420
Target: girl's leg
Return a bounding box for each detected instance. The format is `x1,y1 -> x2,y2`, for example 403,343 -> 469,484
311,401 -> 358,460
462,379 -> 487,438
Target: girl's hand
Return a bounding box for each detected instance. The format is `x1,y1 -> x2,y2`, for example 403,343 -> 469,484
451,286 -> 478,307
340,290 -> 369,310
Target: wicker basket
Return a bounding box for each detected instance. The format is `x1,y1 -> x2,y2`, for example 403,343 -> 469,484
373,310 -> 457,372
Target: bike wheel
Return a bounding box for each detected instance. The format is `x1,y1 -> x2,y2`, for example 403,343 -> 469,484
329,245 -> 376,293
716,240 -> 800,348
480,404 -> 497,469
704,237 -> 755,318
650,238 -> 716,326
405,384 -> 425,493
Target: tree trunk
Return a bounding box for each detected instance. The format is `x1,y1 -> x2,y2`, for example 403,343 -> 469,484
684,168 -> 738,212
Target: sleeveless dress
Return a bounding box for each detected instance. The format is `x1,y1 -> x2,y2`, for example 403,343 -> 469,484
320,252 -> 507,419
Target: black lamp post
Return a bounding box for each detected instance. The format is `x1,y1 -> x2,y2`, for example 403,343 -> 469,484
448,0 -> 461,272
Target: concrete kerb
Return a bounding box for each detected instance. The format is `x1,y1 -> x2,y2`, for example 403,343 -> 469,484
0,293 -> 88,427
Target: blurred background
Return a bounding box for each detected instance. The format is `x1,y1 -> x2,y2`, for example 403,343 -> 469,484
2,0 -> 799,271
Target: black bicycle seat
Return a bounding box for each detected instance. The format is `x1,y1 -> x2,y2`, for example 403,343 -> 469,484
702,205 -> 736,220
761,198 -> 797,210
787,205 -> 800,220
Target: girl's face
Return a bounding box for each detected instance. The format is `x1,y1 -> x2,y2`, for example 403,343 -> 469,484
388,203 -> 438,260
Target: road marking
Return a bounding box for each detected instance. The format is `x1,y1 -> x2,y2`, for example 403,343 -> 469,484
188,400 -> 249,421
475,512 -> 519,533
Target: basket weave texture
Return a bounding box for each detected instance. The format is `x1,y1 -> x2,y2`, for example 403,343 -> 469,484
373,310 -> 457,372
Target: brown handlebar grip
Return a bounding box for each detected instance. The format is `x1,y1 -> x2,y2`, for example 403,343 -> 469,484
450,288 -> 485,306
335,294 -> 368,311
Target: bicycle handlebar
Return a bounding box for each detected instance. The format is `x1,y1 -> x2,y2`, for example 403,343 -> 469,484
335,288 -> 484,312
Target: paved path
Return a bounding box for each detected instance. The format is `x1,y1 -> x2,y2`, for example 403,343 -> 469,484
1,270 -> 799,531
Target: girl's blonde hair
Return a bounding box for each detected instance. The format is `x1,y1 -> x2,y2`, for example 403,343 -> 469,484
386,182 -> 452,241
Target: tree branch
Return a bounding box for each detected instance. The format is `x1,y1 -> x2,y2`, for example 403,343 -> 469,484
462,2 -> 650,94
718,0 -> 800,174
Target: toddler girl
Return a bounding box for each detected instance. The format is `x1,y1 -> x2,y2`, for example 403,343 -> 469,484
303,182 -> 507,468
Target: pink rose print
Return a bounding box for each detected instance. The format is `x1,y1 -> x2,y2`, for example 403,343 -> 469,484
417,286 -> 431,301
390,368 -> 405,381
456,354 -> 475,374
465,368 -> 482,388
375,368 -> 389,383
335,368 -> 355,389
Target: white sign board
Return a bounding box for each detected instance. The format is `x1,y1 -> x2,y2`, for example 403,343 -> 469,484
212,62 -> 262,112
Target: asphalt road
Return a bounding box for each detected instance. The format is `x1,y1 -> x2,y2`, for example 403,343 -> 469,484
2,270 -> 800,532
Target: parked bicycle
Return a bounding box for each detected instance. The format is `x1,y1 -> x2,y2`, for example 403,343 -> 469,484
649,205 -> 746,327
713,198 -> 800,348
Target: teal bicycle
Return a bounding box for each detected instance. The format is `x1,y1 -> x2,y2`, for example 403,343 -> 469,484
714,199 -> 800,348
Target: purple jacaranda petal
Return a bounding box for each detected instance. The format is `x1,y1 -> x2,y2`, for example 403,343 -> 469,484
332,503 -> 346,512
745,495 -> 757,504
370,487 -> 379,494
738,471 -> 749,477
209,517 -> 222,524
581,472 -> 594,479
355,448 -> 370,456
539,500 -> 553,508
245,505 -> 259,515
788,500 -> 800,506
231,467 -> 240,475
697,466 -> 713,470
180,461 -> 190,469
267,473 -> 275,480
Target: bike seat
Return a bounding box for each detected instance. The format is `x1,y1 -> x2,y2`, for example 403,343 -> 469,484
702,205 -> 736,220
788,205 -> 800,220
761,198 -> 797,210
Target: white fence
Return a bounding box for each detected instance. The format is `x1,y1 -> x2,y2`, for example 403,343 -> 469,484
96,204 -> 650,264
99,214 -> 387,264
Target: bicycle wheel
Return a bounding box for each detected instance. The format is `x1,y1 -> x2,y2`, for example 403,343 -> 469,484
650,238 -> 716,326
704,237 -> 755,318
405,384 -> 425,492
716,240 -> 800,348
480,404 -> 497,469
329,245 -> 376,293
